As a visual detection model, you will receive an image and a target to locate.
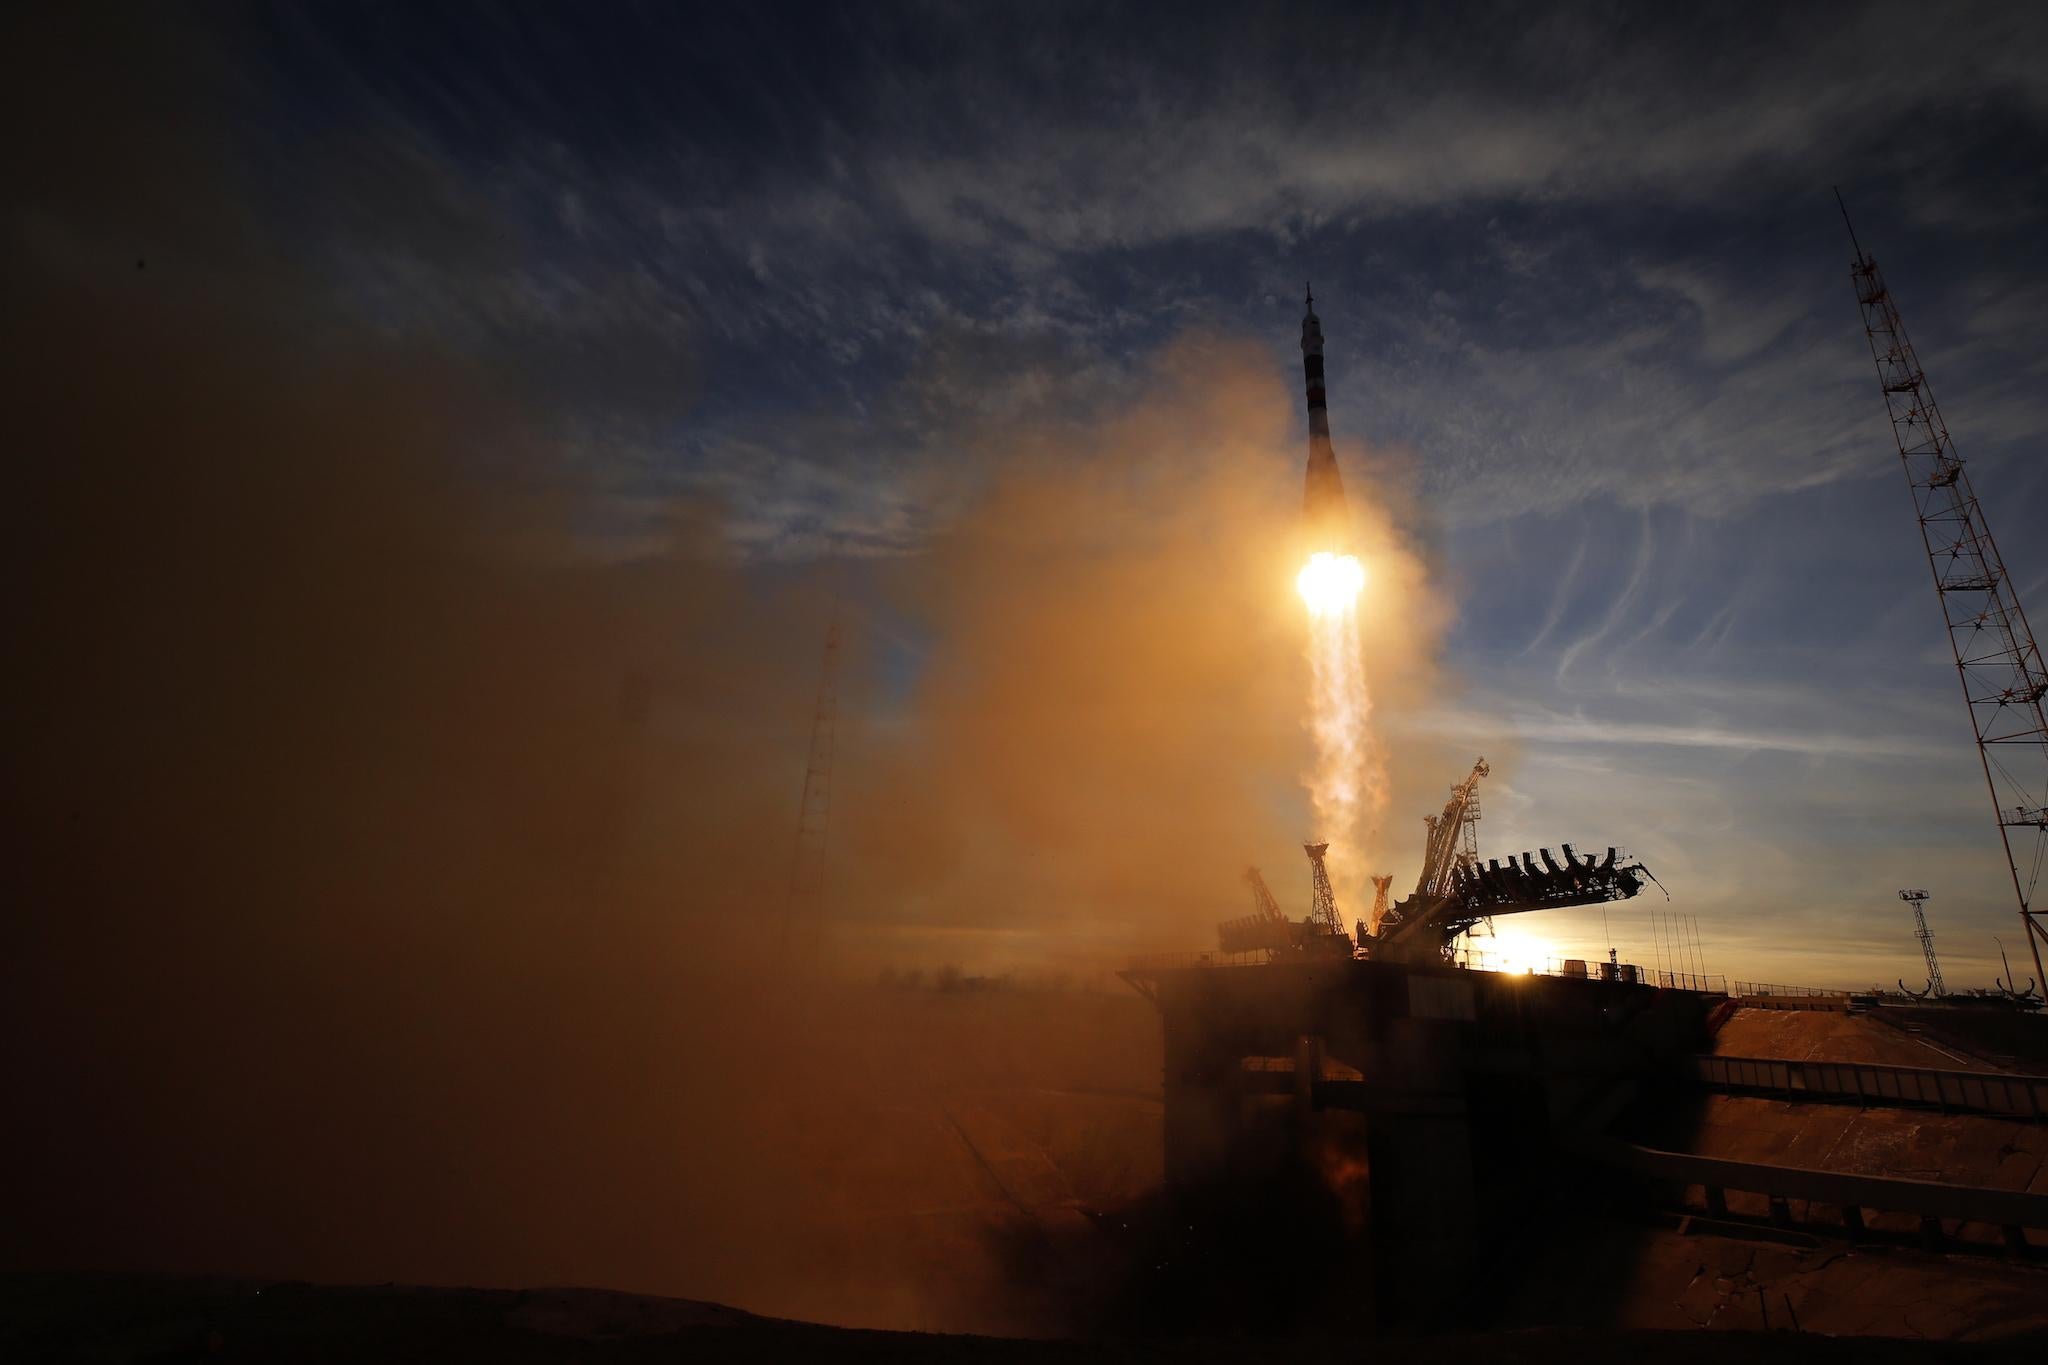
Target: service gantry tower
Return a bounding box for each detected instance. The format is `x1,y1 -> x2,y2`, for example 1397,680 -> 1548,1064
1840,193 -> 2048,990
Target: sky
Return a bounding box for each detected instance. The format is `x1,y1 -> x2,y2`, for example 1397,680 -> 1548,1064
11,3 -> 2048,989
279,0 -> 2048,989
11,0 -> 2048,1317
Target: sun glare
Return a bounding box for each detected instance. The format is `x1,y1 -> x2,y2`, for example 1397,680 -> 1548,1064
1464,923 -> 1560,975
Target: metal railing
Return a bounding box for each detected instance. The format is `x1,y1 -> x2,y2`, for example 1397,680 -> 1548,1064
1731,980 -> 1853,998
1640,969 -> 1728,994
1693,1054 -> 2048,1120
1126,944 -> 1735,994
1573,1129 -> 2048,1249
1121,949 -> 1277,974
1453,948 -> 1726,994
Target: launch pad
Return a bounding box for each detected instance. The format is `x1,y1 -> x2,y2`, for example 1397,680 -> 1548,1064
1159,254 -> 2048,1304
1125,949 -> 2048,1326
1127,951 -> 1715,1318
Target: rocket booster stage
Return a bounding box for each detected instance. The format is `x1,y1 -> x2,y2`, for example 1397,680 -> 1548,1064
1299,285 -> 1350,549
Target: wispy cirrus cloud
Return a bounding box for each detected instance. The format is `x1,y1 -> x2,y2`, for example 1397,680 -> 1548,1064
79,0 -> 2044,987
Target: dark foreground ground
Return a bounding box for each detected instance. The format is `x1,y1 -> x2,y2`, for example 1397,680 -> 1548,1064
6,1274 -> 2047,1365
11,999 -> 2047,1355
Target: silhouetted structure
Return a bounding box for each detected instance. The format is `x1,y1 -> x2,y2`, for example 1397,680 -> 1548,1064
1900,888 -> 1946,997
1214,758 -> 1651,964
1840,192 -> 2048,991
1364,759 -> 1652,964
1299,285 -> 1350,549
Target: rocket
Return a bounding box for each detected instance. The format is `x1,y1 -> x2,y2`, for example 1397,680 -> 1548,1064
1299,284 -> 1350,549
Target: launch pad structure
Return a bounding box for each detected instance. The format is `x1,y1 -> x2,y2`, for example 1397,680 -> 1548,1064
1127,945 -> 2048,1324
1125,746 -> 1699,1319
1113,289 -> 1716,1319
1135,952 -> 1711,1316
1115,273 -> 2048,1324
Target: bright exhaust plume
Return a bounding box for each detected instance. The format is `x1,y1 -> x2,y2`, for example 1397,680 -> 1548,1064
1296,550 -> 1365,618
1299,550 -> 1380,911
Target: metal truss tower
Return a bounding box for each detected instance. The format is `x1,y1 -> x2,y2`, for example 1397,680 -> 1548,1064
1840,193 -> 2048,990
781,607 -> 841,950
1368,874 -> 1394,935
1303,842 -> 1343,935
1897,889 -> 1945,997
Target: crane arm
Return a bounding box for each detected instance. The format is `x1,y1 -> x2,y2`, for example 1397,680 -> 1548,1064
1244,867 -> 1285,922
1415,759 -> 1489,896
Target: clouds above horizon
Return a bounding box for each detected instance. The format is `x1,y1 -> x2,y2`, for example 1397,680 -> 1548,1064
176,1 -> 2046,558
14,0 -> 2047,985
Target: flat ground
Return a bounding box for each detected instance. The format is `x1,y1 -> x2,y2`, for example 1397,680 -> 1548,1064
1698,1006 -> 2048,1212
1710,1004 -> 2004,1069
5,1274 -> 2046,1363
12,993 -> 2048,1348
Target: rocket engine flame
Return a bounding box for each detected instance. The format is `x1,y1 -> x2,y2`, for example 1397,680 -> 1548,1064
1296,550 -> 1365,618
1300,550 -> 1381,910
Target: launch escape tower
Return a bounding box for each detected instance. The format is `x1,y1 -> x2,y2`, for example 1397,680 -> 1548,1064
781,606 -> 842,948
1840,195 -> 2048,991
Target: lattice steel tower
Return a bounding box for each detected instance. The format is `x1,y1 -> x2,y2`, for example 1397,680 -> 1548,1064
1897,889 -> 1945,997
781,607 -> 841,949
1840,193 -> 2048,990
1303,842 -> 1343,936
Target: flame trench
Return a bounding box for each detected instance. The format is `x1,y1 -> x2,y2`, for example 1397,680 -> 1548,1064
1298,552 -> 1380,911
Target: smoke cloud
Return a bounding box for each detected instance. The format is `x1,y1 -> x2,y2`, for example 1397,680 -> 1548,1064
1,6 -> 1451,1333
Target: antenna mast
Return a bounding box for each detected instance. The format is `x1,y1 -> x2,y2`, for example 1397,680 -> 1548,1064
781,606 -> 842,950
1839,194 -> 2048,991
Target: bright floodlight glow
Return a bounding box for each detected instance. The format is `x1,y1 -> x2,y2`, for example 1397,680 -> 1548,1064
1296,551 -> 1366,618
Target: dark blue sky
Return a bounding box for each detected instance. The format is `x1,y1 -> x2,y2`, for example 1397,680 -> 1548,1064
21,1 -> 2048,986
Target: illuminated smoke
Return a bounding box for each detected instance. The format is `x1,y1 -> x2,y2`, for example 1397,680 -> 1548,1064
1297,552 -> 1382,913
